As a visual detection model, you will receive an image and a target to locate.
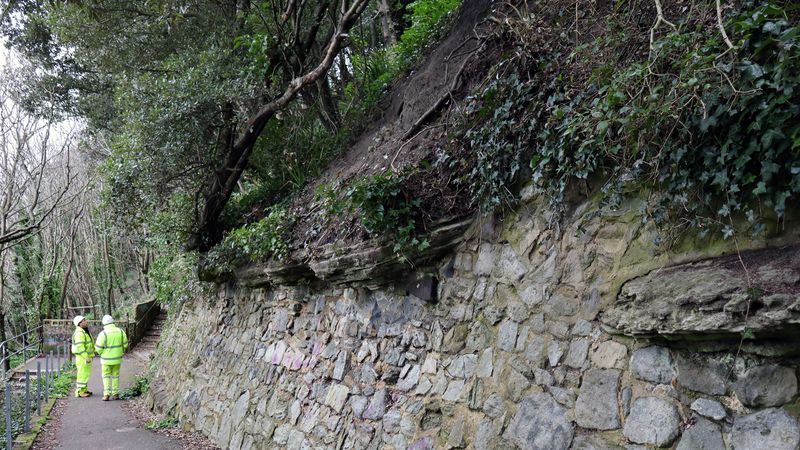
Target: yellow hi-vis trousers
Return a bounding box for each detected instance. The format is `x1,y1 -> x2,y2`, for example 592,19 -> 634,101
75,356 -> 92,397
101,364 -> 121,396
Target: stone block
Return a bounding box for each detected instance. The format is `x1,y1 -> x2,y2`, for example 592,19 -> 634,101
675,354 -> 726,395
477,348 -> 494,378
548,341 -> 563,367
397,365 -> 421,391
497,245 -> 527,281
442,379 -> 466,402
497,320 -> 519,352
482,393 -> 505,418
474,243 -> 496,276
688,398 -> 725,421
565,339 -> 590,368
575,369 -> 621,430
734,364 -> 798,407
324,384 -> 350,413
730,408 -> 800,450
503,393 -> 574,450
590,341 -> 628,369
623,397 -> 681,447
630,346 -> 675,384
676,416 -> 724,450
363,389 -> 387,420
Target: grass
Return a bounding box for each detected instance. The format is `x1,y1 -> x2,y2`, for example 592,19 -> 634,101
146,416 -> 178,430
120,376 -> 150,400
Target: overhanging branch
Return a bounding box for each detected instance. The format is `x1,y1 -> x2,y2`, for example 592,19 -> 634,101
187,0 -> 371,251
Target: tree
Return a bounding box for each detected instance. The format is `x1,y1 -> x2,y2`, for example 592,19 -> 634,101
3,0 -> 373,251
0,59 -> 81,368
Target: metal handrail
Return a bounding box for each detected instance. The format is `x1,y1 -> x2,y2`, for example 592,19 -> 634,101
0,326 -> 43,350
135,301 -> 160,328
0,326 -> 44,373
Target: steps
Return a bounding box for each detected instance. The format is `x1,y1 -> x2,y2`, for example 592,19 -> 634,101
130,312 -> 167,363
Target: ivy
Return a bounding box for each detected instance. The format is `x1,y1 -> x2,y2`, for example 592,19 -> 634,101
451,1 -> 798,238
209,206 -> 293,266
453,75 -> 540,210
537,2 -> 799,234
343,171 -> 429,256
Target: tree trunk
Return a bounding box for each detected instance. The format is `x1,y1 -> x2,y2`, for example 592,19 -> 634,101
0,250 -> 8,372
186,0 -> 370,251
59,248 -> 75,320
305,76 -> 341,132
337,51 -> 352,94
102,231 -> 114,315
378,0 -> 396,45
0,312 -> 7,372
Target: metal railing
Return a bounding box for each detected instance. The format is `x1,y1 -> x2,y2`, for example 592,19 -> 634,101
0,327 -> 43,375
2,342 -> 70,449
131,300 -> 161,347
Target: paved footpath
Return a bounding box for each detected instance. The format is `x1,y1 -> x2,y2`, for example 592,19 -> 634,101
52,356 -> 180,450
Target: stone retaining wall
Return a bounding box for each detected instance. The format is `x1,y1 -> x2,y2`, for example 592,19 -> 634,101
150,194 -> 800,449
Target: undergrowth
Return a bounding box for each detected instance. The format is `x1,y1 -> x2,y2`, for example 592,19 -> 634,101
146,416 -> 178,430
221,0 -> 463,227
208,0 -> 799,270
120,375 -> 150,400
209,0 -> 462,268
342,172 -> 430,256
447,0 -> 800,239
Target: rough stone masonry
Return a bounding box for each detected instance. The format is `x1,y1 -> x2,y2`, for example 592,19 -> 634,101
149,190 -> 800,449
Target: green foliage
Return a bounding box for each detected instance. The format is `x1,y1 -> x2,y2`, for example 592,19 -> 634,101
530,1 -> 800,234
146,416 -> 179,430
220,206 -> 292,261
449,0 -> 798,236
343,172 -> 429,255
206,206 -> 294,270
120,376 -> 150,400
149,251 -> 203,308
445,75 -> 539,209
11,228 -> 62,328
48,363 -> 77,398
396,0 -> 462,63
225,0 -> 463,228
0,365 -> 74,448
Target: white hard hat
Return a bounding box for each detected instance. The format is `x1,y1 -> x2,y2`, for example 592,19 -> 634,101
73,316 -> 85,327
101,315 -> 114,325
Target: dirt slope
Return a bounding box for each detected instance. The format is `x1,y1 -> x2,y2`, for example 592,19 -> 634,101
285,0 -> 497,257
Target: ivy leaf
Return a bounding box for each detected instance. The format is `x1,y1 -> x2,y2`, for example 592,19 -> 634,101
722,225 -> 735,239
744,61 -> 765,79
597,121 -> 609,136
417,239 -> 430,251
700,115 -> 718,132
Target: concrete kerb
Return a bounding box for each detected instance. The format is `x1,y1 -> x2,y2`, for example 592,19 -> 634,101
13,397 -> 57,450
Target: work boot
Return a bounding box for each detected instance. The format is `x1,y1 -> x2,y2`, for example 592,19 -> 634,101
102,395 -> 110,401
78,392 -> 92,398
110,394 -> 119,400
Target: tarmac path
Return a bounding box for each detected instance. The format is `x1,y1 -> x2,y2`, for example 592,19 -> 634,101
51,356 -> 180,450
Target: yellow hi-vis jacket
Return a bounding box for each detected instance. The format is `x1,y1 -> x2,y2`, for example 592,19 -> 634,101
71,327 -> 95,358
95,324 -> 128,365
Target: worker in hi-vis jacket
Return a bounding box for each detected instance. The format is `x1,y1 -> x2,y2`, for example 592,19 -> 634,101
95,315 -> 129,400
71,315 -> 94,398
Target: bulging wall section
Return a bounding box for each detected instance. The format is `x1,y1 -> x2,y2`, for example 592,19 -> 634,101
150,194 -> 800,449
